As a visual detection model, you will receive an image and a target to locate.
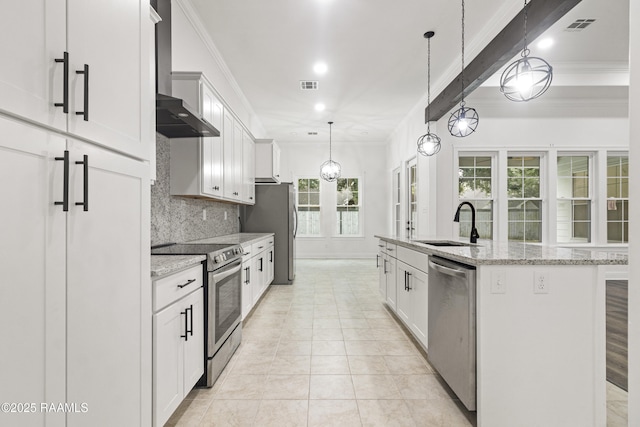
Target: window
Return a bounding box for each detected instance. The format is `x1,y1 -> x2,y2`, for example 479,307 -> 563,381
336,178 -> 361,235
557,155 -> 591,243
297,178 -> 321,236
458,156 -> 493,239
507,156 -> 542,242
393,167 -> 401,237
607,155 -> 629,243
406,159 -> 417,239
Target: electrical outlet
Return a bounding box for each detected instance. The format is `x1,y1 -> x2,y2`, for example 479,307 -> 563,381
534,271 -> 549,294
202,209 -> 207,221
491,271 -> 506,294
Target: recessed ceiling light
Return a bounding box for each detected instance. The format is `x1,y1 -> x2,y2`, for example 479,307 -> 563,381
313,62 -> 328,75
291,132 -> 298,135
314,103 -> 326,112
537,38 -> 554,49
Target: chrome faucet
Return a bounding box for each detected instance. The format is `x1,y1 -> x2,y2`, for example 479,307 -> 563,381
453,202 -> 479,244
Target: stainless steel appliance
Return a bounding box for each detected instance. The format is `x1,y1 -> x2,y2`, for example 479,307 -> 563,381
151,243 -> 243,387
241,183 -> 296,284
427,256 -> 477,411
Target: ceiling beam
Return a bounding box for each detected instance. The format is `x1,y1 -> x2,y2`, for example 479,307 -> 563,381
425,0 -> 582,123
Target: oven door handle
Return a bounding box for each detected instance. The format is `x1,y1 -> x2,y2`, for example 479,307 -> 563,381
212,260 -> 242,283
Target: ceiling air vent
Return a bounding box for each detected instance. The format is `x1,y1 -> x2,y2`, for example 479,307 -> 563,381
300,81 -> 319,90
307,132 -> 318,136
565,19 -> 596,31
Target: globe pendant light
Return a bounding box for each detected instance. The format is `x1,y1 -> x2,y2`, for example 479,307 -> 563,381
448,0 -> 479,138
417,31 -> 441,157
499,0 -> 553,102
320,121 -> 341,182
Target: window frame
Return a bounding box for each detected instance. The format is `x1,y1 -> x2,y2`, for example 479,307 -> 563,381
555,152 -> 594,244
295,176 -> 323,238
506,153 -> 545,243
456,152 -> 497,241
335,176 -> 364,237
605,152 -> 629,244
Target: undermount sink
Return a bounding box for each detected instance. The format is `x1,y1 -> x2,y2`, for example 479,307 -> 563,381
413,240 -> 472,247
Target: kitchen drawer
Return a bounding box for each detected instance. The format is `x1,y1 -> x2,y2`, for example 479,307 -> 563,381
251,238 -> 269,256
384,242 -> 398,258
397,246 -> 429,273
154,264 -> 204,312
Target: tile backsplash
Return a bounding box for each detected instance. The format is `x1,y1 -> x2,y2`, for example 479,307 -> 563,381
151,135 -> 239,245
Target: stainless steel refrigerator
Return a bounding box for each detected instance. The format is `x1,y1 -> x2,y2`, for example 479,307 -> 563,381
241,183 -> 296,284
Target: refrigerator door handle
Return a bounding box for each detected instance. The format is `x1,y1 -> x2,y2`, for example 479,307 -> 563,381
293,204 -> 298,238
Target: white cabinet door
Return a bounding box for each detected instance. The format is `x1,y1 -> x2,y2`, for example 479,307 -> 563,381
183,289 -> 205,395
0,0 -> 67,132
251,254 -> 263,305
202,86 -> 224,198
377,245 -> 386,299
241,260 -> 252,319
242,130 -> 255,204
0,116 -> 66,427
396,261 -> 411,324
66,0 -> 150,160
153,301 -> 184,427
266,245 -> 275,285
223,112 -> 238,200
386,255 -> 397,311
407,266 -> 428,348
65,139 -> 150,427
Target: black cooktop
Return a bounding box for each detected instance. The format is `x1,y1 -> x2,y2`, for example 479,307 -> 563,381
151,243 -> 232,256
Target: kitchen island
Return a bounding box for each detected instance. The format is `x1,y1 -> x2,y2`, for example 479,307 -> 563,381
376,235 -> 627,427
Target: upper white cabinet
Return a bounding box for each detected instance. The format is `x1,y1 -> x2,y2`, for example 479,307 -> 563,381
0,0 -> 152,161
255,139 -> 281,183
170,73 -> 224,199
223,115 -> 244,201
242,129 -> 256,204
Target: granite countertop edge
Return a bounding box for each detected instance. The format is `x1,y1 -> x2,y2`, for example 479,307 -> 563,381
151,255 -> 206,277
186,232 -> 275,246
375,235 -> 628,266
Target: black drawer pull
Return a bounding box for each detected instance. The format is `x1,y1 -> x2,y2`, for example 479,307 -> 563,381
187,304 -> 194,336
54,150 -> 69,211
75,155 -> 88,211
177,278 -> 196,289
54,52 -> 69,113
75,64 -> 89,121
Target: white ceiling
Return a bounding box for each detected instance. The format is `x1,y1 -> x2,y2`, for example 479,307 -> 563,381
188,0 -> 629,143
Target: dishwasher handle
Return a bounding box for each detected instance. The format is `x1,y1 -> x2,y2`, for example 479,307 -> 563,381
428,259 -> 469,279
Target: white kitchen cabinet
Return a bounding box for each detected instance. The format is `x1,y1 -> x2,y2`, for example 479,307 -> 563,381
255,139 -> 281,183
240,236 -> 274,319
170,73 -> 224,199
0,115 -> 151,427
242,129 -> 256,204
0,0 -> 151,161
241,254 -> 253,320
378,240 -> 398,311
153,266 -> 204,427
223,114 -> 244,201
378,242 -> 386,298
265,238 -> 275,286
395,250 -> 429,349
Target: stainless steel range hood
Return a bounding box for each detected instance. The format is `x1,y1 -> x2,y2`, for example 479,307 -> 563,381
153,0 -> 220,138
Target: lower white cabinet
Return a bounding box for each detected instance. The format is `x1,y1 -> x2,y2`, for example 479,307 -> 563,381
153,264 -> 204,427
241,236 -> 275,319
0,114 -> 151,427
396,261 -> 428,348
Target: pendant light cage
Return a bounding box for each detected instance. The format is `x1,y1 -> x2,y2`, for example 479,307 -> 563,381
499,0 -> 553,102
418,30 -> 441,157
448,0 -> 479,138
320,121 -> 341,182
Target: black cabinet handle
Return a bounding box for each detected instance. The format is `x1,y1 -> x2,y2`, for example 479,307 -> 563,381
259,258 -> 263,272
376,254 -> 380,268
187,304 -> 194,336
213,186 -> 219,191
383,259 -> 387,275
247,266 -> 251,283
177,278 -> 196,289
269,251 -> 273,262
54,52 -> 69,113
181,309 -> 188,341
75,64 -> 89,121
404,271 -> 409,291
74,155 -> 88,211
406,272 -> 412,291
54,150 -> 69,211
249,196 -> 253,200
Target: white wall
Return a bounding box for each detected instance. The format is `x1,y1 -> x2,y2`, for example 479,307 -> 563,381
278,141 -> 388,259
171,0 -> 265,138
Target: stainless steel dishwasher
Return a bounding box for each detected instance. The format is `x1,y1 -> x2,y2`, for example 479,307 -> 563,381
427,256 -> 477,411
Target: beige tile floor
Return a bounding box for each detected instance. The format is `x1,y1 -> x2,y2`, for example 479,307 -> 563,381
166,259 -> 627,427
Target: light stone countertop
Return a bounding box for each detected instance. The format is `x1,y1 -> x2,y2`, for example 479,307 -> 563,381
187,232 -> 274,246
151,255 -> 206,277
375,235 -> 628,266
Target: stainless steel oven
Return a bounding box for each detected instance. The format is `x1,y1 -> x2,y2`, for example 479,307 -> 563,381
151,242 -> 244,387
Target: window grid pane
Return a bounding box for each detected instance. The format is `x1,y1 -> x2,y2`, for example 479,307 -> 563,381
458,156 -> 493,240
557,155 -> 591,243
607,155 -> 629,243
337,178 -> 360,235
297,178 -> 321,236
507,156 -> 542,243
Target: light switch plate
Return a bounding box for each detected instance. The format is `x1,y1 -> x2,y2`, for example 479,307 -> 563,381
534,271 -> 549,294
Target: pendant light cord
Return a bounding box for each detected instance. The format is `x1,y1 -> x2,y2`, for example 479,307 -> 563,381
460,0 -> 466,107
329,122 -> 333,162
427,36 -> 431,132
522,0 -> 530,57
